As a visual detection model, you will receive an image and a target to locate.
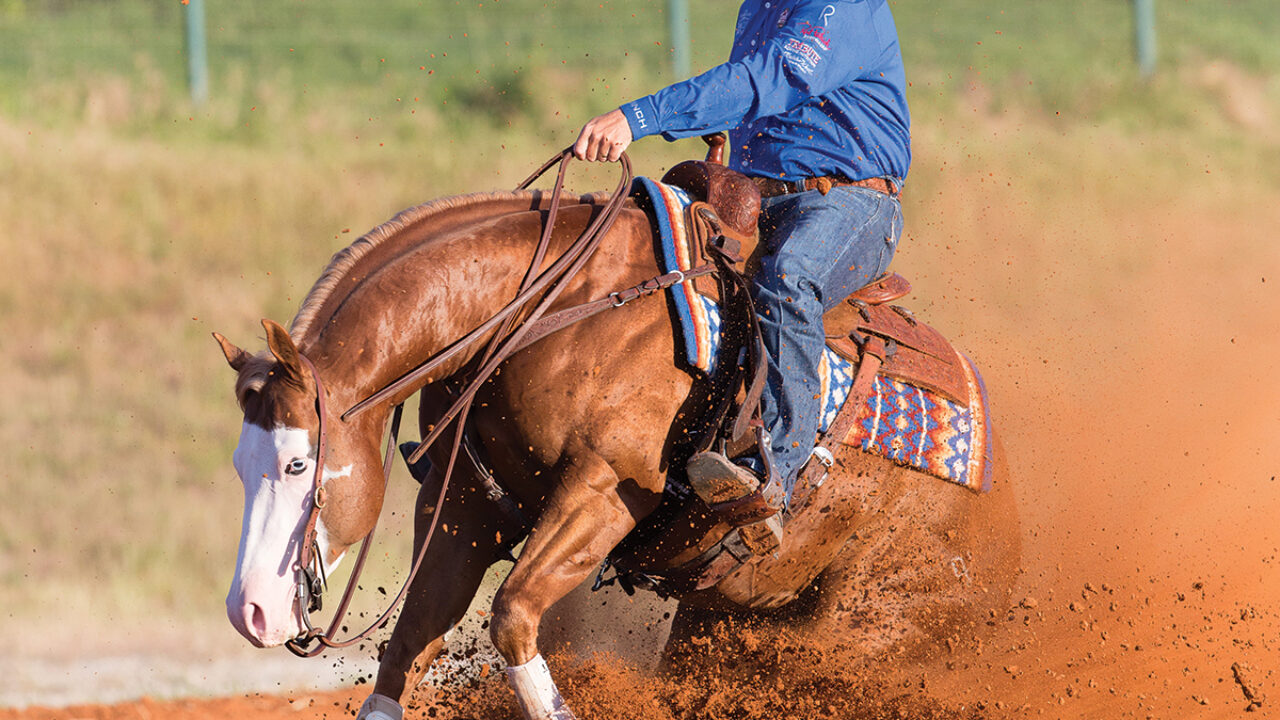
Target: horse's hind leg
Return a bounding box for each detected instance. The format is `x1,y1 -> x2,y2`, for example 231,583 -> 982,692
488,449 -> 653,720
362,465 -> 511,719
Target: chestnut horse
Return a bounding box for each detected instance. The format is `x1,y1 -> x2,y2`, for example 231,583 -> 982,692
215,175 -> 1020,719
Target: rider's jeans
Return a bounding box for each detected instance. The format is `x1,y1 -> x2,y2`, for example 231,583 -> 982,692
752,185 -> 904,498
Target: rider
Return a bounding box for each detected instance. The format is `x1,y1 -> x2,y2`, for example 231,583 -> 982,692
574,0 -> 910,549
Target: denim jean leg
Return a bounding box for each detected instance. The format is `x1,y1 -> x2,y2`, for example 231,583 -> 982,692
752,187 -> 902,498
753,247 -> 826,496
817,187 -> 903,309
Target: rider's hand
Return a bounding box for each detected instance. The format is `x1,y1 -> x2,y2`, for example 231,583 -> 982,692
573,109 -> 633,162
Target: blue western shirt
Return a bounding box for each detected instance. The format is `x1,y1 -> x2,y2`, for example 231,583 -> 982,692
620,0 -> 911,183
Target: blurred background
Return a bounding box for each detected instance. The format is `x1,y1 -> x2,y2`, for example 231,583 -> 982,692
1,0 -> 1277,714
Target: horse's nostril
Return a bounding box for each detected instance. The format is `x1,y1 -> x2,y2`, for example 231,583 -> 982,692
246,602 -> 267,638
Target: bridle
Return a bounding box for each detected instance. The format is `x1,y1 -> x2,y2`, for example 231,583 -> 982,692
283,149 -> 640,656
286,354 -> 403,657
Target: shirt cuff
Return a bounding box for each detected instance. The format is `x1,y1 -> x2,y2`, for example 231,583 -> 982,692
620,96 -> 661,140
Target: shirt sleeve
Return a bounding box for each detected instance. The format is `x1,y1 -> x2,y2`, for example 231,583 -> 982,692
621,0 -> 887,141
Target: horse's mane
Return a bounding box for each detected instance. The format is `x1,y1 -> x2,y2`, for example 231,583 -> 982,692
290,190 -> 540,341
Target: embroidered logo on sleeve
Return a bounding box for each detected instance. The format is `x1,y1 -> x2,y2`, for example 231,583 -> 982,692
783,37 -> 823,75
780,4 -> 837,75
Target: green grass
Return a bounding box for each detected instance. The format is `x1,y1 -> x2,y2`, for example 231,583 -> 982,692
2,0 -> 1276,137
0,0 -> 1276,639
0,0 -> 733,149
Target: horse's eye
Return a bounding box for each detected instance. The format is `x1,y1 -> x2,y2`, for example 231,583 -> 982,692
285,458 -> 309,476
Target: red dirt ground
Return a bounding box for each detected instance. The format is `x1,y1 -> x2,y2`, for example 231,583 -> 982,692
8,154 -> 1277,719
0,690 -> 369,720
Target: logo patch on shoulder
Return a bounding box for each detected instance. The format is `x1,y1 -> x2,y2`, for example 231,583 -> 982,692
783,37 -> 822,75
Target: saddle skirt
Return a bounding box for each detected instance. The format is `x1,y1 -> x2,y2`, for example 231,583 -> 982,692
630,177 -> 993,493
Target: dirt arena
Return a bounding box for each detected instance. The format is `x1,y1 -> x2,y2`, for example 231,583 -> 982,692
7,131 -> 1277,719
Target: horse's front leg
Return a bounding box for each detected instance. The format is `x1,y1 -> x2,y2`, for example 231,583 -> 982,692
489,450 -> 650,720
358,465 -> 511,720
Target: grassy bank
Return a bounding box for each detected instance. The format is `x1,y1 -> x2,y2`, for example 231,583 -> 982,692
0,0 -> 1277,646
2,1 -> 1276,155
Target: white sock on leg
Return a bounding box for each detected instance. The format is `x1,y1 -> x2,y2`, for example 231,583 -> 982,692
505,654 -> 575,720
356,693 -> 404,720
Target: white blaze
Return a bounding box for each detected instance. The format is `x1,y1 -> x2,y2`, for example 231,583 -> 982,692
225,422 -> 346,647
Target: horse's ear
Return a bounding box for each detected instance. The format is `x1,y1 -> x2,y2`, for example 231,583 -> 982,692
212,332 -> 251,372
261,318 -> 304,382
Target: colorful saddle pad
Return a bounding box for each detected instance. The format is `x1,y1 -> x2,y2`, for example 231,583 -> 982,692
631,177 -> 721,372
630,177 -> 992,492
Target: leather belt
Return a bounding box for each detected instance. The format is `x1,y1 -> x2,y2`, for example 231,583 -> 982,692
752,175 -> 898,198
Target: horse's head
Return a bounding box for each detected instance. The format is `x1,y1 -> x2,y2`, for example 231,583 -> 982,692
214,319 -> 387,647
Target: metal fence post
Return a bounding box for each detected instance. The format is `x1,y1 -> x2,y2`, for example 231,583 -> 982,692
669,0 -> 691,79
184,0 -> 209,105
1134,0 -> 1157,78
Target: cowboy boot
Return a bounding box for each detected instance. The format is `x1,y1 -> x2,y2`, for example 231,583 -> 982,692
686,452 -> 784,555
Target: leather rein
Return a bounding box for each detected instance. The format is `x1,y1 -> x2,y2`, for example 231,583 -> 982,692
283,149 -> 710,656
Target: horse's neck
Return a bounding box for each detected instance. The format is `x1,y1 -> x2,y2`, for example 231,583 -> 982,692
300,209 -> 546,411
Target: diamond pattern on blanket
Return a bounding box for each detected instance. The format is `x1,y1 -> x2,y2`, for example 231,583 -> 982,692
843,374 -> 984,490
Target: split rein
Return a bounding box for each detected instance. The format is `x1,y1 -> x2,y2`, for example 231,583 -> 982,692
284,149 -> 711,657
